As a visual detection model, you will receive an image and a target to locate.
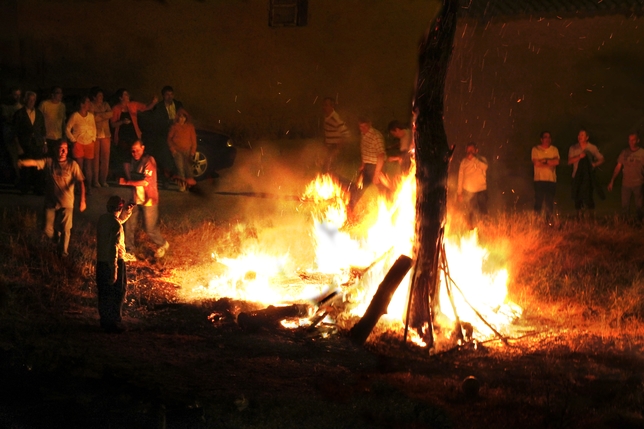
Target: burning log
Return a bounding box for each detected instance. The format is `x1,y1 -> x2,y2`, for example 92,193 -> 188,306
350,255 -> 413,345
308,290 -> 342,330
237,304 -> 310,332
408,0 -> 458,348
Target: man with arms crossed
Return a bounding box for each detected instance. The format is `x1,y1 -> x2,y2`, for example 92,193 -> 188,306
532,131 -> 560,222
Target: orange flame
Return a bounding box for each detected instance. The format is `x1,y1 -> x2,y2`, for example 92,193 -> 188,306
186,161 -> 522,344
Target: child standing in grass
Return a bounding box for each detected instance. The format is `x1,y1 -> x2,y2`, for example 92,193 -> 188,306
96,196 -> 133,333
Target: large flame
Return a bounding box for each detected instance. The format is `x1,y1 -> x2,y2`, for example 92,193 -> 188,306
187,161 -> 522,344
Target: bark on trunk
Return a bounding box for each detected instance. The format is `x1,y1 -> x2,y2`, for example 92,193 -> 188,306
408,0 -> 459,348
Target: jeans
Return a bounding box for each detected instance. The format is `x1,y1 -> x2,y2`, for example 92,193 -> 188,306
348,163 -> 389,212
323,144 -> 341,174
125,204 -> 165,251
534,181 -> 556,215
462,190 -> 488,228
44,206 -> 73,256
621,185 -> 643,219
172,150 -> 194,180
97,259 -> 127,326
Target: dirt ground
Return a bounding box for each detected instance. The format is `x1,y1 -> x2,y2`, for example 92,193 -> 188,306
1,143 -> 644,429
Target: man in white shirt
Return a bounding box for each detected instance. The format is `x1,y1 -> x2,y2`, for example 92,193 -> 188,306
457,142 -> 488,228
531,131 -> 560,221
388,120 -> 414,174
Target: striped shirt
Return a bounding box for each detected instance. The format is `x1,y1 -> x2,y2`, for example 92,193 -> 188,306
360,127 -> 385,164
324,110 -> 349,145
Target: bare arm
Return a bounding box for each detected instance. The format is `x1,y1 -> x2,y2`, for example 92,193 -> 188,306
568,152 -> 585,165
79,180 -> 86,212
592,157 -> 604,169
607,163 -> 623,191
533,157 -> 560,168
144,97 -> 158,111
65,115 -> 76,142
17,159 -> 39,168
373,152 -> 386,185
97,106 -> 112,121
119,177 -> 148,187
110,106 -> 127,127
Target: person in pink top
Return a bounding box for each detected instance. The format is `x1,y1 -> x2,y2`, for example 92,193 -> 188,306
110,88 -> 157,167
167,109 -> 196,192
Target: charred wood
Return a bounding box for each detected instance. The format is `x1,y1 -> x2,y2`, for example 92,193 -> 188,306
237,304 -> 310,332
350,255 -> 413,345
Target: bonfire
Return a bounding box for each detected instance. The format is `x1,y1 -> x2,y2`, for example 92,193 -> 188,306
186,162 -> 523,352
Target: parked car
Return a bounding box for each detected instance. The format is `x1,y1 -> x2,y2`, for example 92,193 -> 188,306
137,109 -> 237,181
191,128 -> 236,180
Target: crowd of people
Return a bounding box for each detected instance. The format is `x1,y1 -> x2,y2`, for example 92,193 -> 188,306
0,87 -> 189,264
320,100 -> 644,228
457,128 -> 644,227
0,84 -> 197,332
0,85 -> 196,195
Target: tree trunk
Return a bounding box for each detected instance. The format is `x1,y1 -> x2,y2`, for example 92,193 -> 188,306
408,0 -> 459,348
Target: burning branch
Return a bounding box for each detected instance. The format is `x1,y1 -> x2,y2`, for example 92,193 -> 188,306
350,255 -> 413,345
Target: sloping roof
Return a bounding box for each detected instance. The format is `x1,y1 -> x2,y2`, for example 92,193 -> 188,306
459,0 -> 644,19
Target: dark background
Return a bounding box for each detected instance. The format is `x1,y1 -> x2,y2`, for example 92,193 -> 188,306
1,0 -> 643,215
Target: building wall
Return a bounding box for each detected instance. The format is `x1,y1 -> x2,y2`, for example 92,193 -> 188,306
1,0 -> 439,139
2,1 -> 644,212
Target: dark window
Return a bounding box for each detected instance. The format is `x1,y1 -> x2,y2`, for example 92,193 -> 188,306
269,0 -> 308,27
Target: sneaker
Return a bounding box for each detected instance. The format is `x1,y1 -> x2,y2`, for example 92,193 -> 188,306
123,252 -> 137,262
155,241 -> 170,258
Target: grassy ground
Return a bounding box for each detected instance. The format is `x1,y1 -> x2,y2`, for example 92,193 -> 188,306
1,141 -> 644,428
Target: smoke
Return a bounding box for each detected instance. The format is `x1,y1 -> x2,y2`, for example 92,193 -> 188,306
213,138 -> 327,269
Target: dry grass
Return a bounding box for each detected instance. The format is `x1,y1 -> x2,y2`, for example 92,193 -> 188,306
0,200 -> 644,328
3,200 -> 644,338
469,211 -> 644,335
3,200 -> 644,428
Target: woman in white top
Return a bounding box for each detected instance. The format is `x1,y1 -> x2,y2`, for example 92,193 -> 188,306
66,95 -> 97,193
89,87 -> 112,187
